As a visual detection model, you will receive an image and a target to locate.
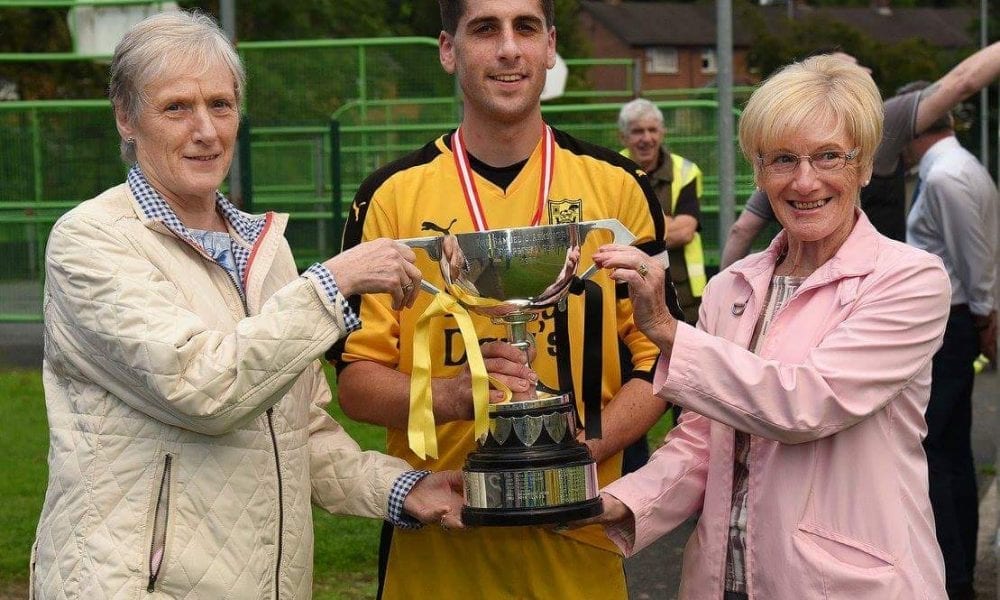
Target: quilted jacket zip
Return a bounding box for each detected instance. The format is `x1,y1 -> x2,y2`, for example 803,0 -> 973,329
266,408 -> 284,599
147,454 -> 172,592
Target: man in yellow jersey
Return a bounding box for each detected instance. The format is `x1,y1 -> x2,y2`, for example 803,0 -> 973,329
331,1 -> 683,598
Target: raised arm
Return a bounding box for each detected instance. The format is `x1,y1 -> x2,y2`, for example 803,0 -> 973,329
720,211 -> 768,269
720,189 -> 775,269
915,41 -> 1000,134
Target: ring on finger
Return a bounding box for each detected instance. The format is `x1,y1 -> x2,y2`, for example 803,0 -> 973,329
439,517 -> 449,531
402,283 -> 414,293
637,263 -> 649,278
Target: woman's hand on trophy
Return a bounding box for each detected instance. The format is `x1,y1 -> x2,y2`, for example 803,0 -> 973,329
554,492 -> 634,532
323,238 -> 422,311
596,492 -> 633,526
592,244 -> 677,351
403,470 -> 465,530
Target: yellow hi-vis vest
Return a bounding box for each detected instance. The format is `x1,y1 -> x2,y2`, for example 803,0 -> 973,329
623,149 -> 707,297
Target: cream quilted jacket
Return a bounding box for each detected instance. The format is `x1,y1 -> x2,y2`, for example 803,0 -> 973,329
31,183 -> 411,599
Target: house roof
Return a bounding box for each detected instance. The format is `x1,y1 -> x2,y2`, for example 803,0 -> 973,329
580,1 -> 976,49
767,6 -> 977,48
581,1 -> 752,46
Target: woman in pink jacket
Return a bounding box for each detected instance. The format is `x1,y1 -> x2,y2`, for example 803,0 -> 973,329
591,55 -> 951,599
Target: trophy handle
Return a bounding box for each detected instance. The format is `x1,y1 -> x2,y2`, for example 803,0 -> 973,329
576,218 -> 637,281
399,236 -> 445,295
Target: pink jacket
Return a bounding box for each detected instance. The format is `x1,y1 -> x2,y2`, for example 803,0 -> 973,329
604,213 -> 950,599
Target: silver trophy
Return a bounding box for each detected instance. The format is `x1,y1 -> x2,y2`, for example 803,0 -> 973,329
402,219 -> 635,526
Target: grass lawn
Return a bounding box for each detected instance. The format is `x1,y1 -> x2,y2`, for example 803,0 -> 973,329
0,370 -> 48,592
0,367 -> 673,598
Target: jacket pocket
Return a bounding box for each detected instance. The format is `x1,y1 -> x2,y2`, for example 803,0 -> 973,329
793,521 -> 898,599
796,522 -> 895,570
147,454 -> 173,593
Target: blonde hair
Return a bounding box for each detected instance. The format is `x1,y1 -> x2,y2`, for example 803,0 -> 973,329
109,10 -> 245,163
738,54 -> 882,181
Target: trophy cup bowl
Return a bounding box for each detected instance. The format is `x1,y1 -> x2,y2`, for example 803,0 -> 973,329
402,219 -> 635,526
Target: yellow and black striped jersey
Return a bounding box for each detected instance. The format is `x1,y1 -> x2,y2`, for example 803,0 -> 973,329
332,128 -> 669,600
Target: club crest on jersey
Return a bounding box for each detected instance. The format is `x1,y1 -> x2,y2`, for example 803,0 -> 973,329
547,199 -> 583,224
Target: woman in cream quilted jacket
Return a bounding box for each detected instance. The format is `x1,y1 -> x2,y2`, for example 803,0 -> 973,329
31,11 -> 464,599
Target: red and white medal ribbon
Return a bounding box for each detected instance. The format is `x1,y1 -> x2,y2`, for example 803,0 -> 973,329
452,123 -> 554,231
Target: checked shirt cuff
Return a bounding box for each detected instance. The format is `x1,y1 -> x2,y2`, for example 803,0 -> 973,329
302,263 -> 361,332
387,470 -> 432,529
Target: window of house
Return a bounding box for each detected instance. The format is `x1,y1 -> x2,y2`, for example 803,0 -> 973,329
701,48 -> 718,73
646,47 -> 678,74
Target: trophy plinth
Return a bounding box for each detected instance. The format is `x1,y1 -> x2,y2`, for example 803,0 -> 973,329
462,394 -> 601,526
402,219 -> 636,526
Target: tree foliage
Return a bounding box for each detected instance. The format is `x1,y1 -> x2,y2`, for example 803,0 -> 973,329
741,7 -> 965,99
181,0 -> 392,40
0,0 -> 985,105
0,8 -> 106,99
0,0 -> 592,101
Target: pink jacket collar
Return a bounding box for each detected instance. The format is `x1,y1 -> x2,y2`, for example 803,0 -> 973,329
730,208 -> 879,288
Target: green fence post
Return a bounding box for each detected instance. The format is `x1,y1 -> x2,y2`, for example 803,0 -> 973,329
238,114 -> 253,212
30,107 -> 43,203
330,119 -> 343,250
28,107 -> 43,279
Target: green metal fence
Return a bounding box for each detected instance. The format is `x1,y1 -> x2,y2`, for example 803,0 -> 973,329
0,100 -> 121,321
0,37 -> 761,321
237,38 -> 460,268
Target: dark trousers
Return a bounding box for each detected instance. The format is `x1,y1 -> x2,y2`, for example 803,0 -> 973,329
923,305 -> 979,591
622,405 -> 681,474
621,436 -> 650,475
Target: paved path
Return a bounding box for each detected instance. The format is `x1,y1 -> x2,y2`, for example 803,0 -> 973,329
0,322 -> 43,368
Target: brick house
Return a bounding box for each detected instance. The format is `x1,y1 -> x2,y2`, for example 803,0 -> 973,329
578,0 -> 977,95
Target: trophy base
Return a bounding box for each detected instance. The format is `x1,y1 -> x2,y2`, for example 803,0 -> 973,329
461,443 -> 601,527
462,497 -> 602,527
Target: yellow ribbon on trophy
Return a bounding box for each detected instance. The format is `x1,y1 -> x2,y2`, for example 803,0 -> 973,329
409,292 -> 512,459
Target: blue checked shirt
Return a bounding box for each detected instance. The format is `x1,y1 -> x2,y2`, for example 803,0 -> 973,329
387,470 -> 432,529
128,164 -> 358,327
128,164 -> 424,527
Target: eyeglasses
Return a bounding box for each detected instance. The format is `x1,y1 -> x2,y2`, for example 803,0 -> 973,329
756,148 -> 859,175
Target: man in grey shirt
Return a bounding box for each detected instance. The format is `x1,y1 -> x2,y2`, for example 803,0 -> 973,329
905,100 -> 997,600
720,44 -> 1000,268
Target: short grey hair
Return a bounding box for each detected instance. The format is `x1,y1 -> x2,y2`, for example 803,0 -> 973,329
109,10 -> 245,163
617,98 -> 664,135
